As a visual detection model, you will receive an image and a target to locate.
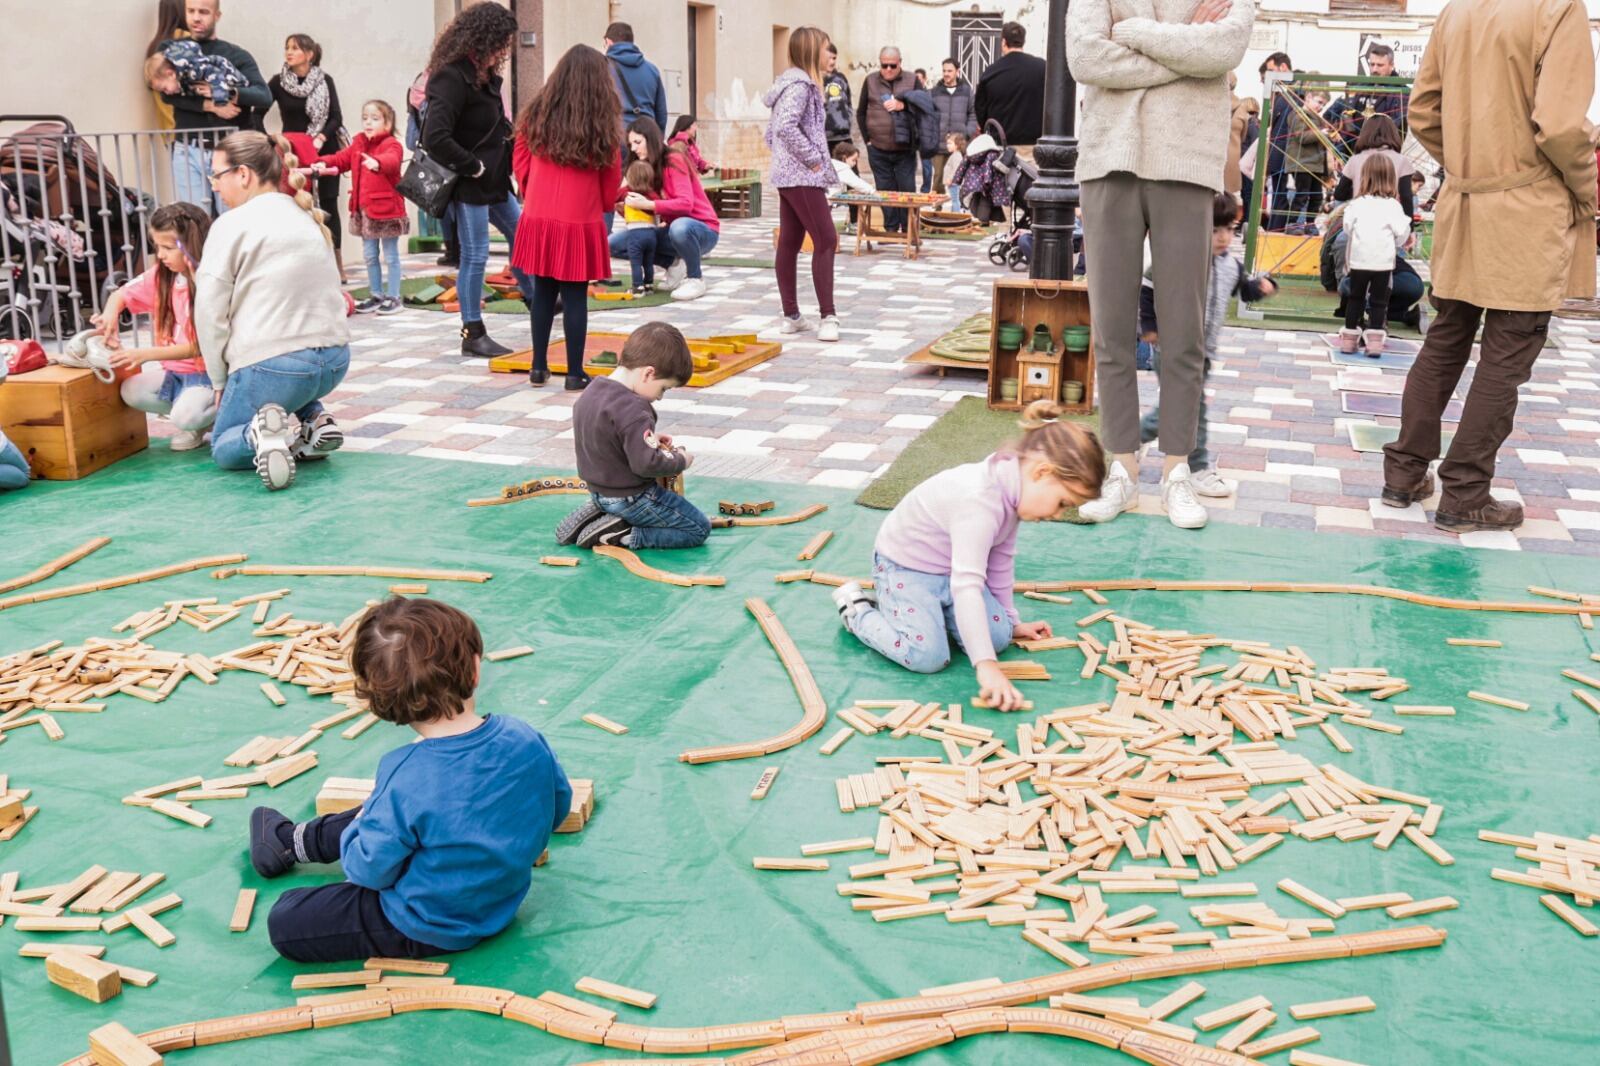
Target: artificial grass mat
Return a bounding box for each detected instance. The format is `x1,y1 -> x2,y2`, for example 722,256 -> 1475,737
855,396 -> 1098,517
3,447 -> 1598,1065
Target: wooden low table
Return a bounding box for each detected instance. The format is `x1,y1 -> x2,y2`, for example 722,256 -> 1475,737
828,192 -> 946,260
0,365 -> 147,480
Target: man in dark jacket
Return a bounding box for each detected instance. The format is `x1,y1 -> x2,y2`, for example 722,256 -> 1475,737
823,43 -> 853,149
931,58 -> 977,195
604,22 -> 668,133
974,22 -> 1045,162
1259,52 -> 1295,230
161,0 -> 270,215
1346,43 -> 1409,138
856,46 -> 918,232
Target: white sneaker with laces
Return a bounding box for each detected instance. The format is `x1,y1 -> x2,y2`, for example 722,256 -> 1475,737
169,429 -> 205,452
1161,462 -> 1209,529
1079,460 -> 1138,524
779,315 -> 816,336
818,315 -> 840,342
671,277 -> 707,301
656,260 -> 688,293
1187,467 -> 1231,498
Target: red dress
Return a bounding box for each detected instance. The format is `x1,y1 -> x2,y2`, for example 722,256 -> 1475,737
511,138 -> 621,282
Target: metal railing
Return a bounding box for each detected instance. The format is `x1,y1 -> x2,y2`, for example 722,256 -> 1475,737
0,115 -> 235,350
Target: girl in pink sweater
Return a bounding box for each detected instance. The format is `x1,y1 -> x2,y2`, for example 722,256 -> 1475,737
834,402 -> 1105,710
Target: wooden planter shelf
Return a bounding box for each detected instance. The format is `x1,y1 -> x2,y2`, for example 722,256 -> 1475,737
987,278 -> 1095,415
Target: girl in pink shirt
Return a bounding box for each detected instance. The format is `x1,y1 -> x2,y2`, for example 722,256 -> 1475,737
833,402 -> 1105,710
93,203 -> 216,451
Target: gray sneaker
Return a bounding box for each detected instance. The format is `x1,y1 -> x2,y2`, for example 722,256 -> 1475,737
293,412 -> 343,461
376,297 -> 403,316
248,404 -> 297,491
555,500 -> 603,545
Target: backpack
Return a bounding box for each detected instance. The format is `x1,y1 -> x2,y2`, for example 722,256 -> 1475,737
610,59 -> 651,126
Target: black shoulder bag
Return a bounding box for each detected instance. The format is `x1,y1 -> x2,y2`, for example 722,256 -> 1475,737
397,87 -> 499,216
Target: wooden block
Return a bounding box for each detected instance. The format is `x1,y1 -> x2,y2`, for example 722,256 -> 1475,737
1289,1052 -> 1373,1066
19,942 -> 107,958
1384,896 -> 1457,919
291,969 -> 381,990
388,584 -> 430,593
752,857 -> 829,871
1193,994 -> 1272,1031
575,976 -> 658,1009
1181,883 -> 1257,899
1277,879 -> 1346,918
1467,690 -> 1529,712
103,892 -> 181,933
1335,892 -> 1411,911
1147,981 -> 1206,1020
1240,1026 -> 1322,1057
108,962 -> 158,988
373,976 -> 455,989
104,874 -> 164,913
125,907 -> 176,948
365,957 -> 450,976
44,865 -> 109,910
1402,827 -> 1455,866
486,645 -> 535,662
796,530 -> 834,562
537,989 -> 617,1022
47,950 -> 122,1002
582,713 -> 628,735
341,713 -> 379,740
749,767 -> 780,800
1445,638 -> 1501,647
819,727 -> 854,755
259,682 -> 287,707
229,889 -> 257,932
261,752 -> 318,788
0,365 -> 148,480
174,789 -> 250,802
1216,1008 -> 1276,1052
1392,705 -> 1456,716
1541,894 -> 1599,936
801,837 -> 875,856
1289,996 -> 1376,1021
149,800 -> 211,829
17,916 -> 105,932
88,1021 -> 163,1066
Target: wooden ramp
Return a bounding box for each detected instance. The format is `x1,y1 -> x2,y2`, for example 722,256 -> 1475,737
488,332 -> 783,388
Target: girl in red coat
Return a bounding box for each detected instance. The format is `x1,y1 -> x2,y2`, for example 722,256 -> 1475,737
511,45 -> 622,389
315,100 -> 409,314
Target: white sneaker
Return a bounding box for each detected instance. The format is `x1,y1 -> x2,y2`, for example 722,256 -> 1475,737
1161,462 -> 1209,529
830,580 -> 872,623
779,315 -> 816,336
657,260 -> 688,293
1188,467 -> 1232,498
671,277 -> 707,301
1079,460 -> 1138,524
248,404 -> 297,491
818,316 -> 840,342
169,429 -> 205,452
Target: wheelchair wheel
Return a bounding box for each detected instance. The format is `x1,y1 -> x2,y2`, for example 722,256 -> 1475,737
987,240 -> 1009,266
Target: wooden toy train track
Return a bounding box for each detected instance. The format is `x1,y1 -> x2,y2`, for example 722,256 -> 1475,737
591,545 -> 725,588
0,536 -> 110,597
467,476 -> 589,508
0,553 -> 248,614
711,504 -> 829,529
679,598 -> 828,764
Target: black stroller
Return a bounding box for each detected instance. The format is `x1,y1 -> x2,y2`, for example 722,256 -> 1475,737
953,121 -> 1037,271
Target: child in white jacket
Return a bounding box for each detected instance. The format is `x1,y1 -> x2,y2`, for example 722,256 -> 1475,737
1340,153 -> 1411,357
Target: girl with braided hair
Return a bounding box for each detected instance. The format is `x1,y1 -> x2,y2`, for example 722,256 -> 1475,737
193,131 -> 350,491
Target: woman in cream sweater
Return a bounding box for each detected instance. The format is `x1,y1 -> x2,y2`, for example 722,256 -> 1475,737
194,131 -> 351,491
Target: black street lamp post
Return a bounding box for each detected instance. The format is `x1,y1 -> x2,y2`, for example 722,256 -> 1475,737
1026,0 -> 1079,281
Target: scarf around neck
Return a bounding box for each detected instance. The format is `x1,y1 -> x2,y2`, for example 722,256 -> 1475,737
279,64 -> 329,138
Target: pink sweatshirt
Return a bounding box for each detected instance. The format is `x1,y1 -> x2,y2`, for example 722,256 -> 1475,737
651,154 -> 721,232
117,267 -> 203,375
874,453 -> 1022,662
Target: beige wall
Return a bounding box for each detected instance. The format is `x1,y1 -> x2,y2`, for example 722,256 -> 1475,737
1,0 -> 438,136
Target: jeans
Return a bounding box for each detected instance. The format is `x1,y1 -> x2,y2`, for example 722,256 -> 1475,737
591,483 -> 710,550
267,808 -> 451,964
1138,346 -> 1213,472
623,227 -> 657,288
867,146 -> 917,231
439,201 -> 458,250
0,437 -> 28,491
364,236 -> 402,300
456,192 -> 528,324
651,217 -> 720,280
171,138 -> 223,216
919,153 -> 934,193
211,344 -> 351,470
947,189 -> 963,212
844,553 -> 1013,674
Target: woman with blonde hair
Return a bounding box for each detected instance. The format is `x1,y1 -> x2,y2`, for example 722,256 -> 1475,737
194,131 -> 350,491
763,26 -> 840,340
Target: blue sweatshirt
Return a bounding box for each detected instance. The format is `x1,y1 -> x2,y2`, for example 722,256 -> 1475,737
340,714 -> 572,951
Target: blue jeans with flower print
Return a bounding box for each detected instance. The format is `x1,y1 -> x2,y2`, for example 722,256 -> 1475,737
844,553 -> 1012,674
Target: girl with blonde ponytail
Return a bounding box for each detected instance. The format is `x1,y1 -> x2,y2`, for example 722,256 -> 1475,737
192,130 -> 352,491
832,398 -> 1106,710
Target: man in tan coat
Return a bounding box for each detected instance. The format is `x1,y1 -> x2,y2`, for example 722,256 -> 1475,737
1383,0 -> 1597,534
1225,72 -> 1258,198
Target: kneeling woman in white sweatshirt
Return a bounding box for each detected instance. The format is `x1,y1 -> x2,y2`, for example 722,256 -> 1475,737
195,131 -> 352,490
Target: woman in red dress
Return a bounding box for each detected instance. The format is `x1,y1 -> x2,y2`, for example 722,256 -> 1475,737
511,45 -> 622,389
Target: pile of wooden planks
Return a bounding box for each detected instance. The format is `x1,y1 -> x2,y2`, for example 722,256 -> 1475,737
1480,828 -> 1599,937
0,773 -> 37,841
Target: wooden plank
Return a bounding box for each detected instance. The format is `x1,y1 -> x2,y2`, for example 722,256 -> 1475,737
87,1021 -> 163,1066
575,976 -> 658,1009
229,890 -> 257,933
485,645 -> 535,662
290,970 -> 380,990
1289,996 -> 1376,1021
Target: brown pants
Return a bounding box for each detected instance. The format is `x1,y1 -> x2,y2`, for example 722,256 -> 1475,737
1383,297 -> 1551,510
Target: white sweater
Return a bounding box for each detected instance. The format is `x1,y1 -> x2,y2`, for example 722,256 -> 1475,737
1342,195 -> 1411,272
195,192 -> 350,385
831,158 -> 874,195
1067,0 -> 1255,191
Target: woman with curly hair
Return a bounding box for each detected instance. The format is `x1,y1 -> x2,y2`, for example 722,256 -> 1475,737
422,2 -> 526,358
511,45 -> 623,389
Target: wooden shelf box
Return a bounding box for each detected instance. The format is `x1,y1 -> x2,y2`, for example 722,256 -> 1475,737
987,278 -> 1095,414
0,366 -> 147,480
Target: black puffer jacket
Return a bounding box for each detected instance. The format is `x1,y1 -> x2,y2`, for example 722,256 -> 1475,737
421,59 -> 512,206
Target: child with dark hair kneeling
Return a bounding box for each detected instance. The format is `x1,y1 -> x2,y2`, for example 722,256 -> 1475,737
250,597 -> 572,963
556,321 -> 710,550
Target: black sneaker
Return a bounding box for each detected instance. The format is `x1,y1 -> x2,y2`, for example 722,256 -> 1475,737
352,296 -> 382,314
376,297 -> 403,316
249,806 -> 297,879
576,514 -> 632,549
555,500 -> 603,545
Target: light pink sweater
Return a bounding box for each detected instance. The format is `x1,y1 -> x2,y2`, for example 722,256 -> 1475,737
874,453 -> 1023,662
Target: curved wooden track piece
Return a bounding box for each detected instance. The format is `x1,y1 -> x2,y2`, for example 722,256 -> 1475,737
58,927 -> 1446,1065
711,503 -> 828,528
0,554 -> 247,614
467,475 -> 589,508
0,537 -> 111,597
211,564 -> 492,583
1018,578 -> 1593,616
680,598 -> 829,764
592,545 -> 725,588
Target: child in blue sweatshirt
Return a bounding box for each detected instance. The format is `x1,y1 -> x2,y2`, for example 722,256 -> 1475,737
250,597 -> 572,962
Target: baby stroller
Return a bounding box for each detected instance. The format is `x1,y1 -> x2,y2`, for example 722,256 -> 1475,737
954,121 -> 1037,271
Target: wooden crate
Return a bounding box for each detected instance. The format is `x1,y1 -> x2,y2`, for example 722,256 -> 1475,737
987,278 -> 1095,414
0,366 -> 147,480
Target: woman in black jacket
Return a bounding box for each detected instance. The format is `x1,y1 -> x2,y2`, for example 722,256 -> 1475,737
270,34 -> 346,278
422,3 -> 525,357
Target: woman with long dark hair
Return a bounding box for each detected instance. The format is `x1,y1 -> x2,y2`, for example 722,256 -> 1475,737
606,118 -> 721,301
422,2 -> 525,357
511,46 -> 622,390
270,33 -> 347,278
146,0 -> 187,131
